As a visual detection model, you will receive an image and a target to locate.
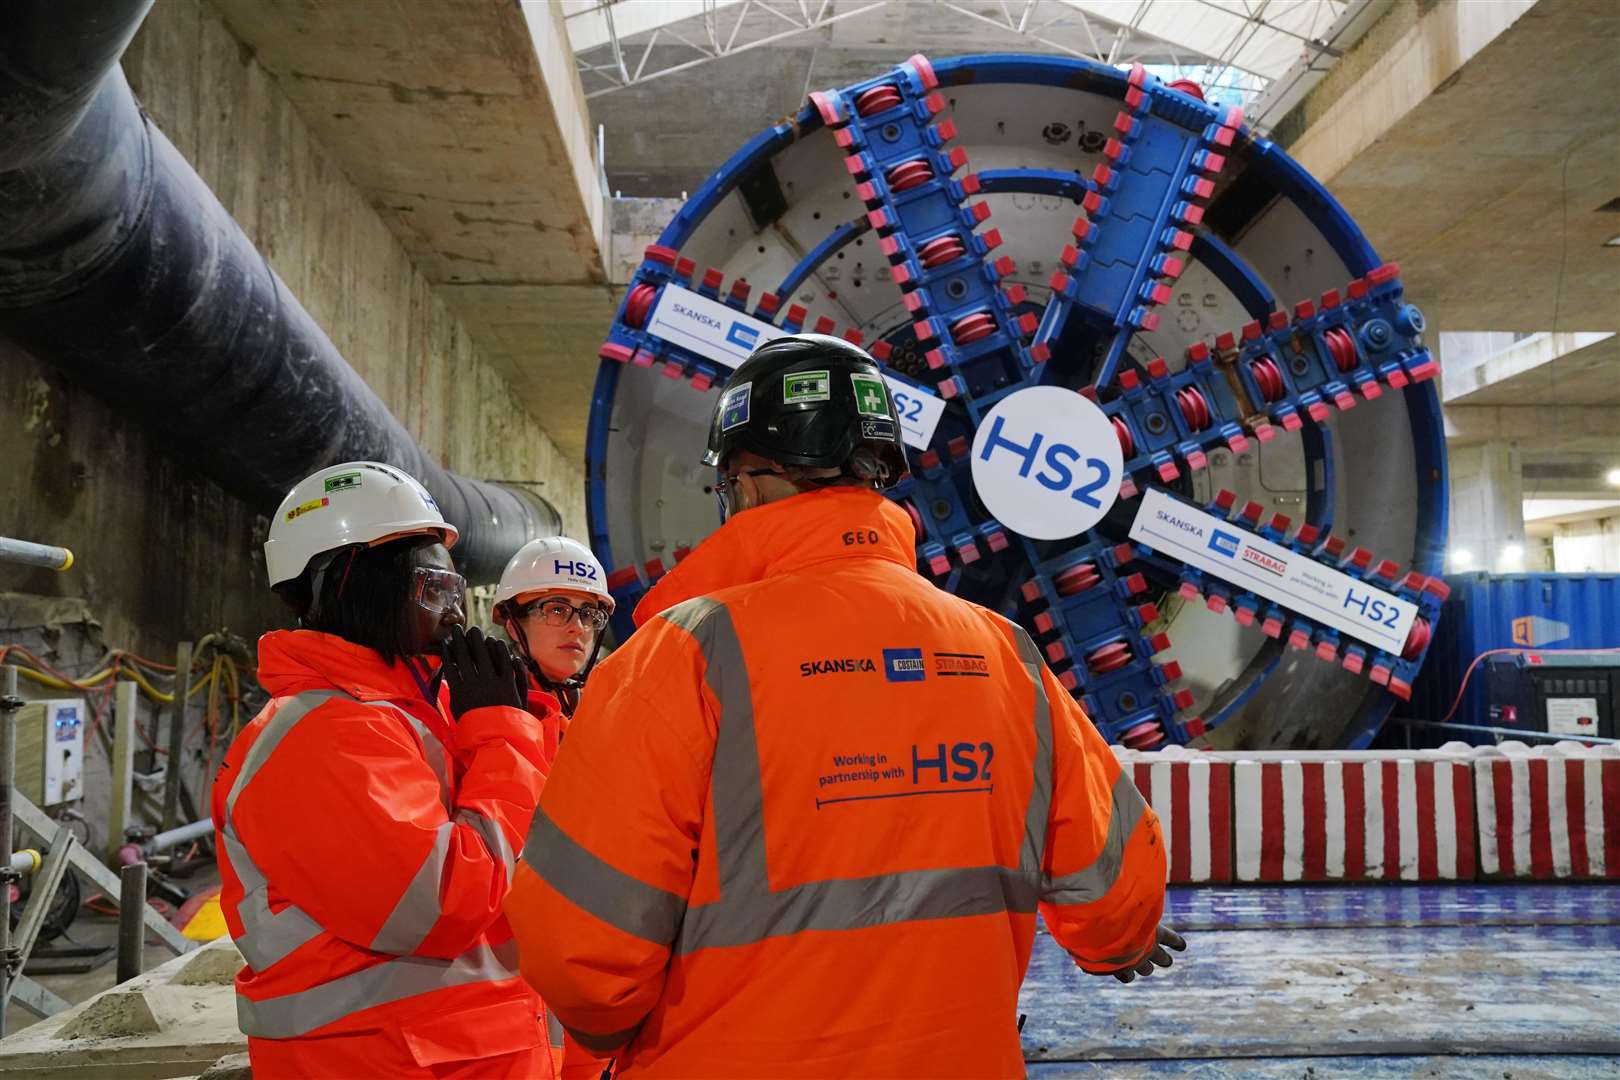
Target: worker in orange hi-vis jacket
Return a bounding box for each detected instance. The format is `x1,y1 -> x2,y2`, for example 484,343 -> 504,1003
504,335 -> 1183,1080
214,461 -> 555,1079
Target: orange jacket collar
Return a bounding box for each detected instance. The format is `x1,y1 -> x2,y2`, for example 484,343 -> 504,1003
634,487 -> 916,626
257,628 -> 443,705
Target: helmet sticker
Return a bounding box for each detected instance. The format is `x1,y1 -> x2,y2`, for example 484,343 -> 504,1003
323,471 -> 362,493
860,417 -> 896,440
285,497 -> 329,521
782,369 -> 831,404
719,381 -> 753,431
851,373 -> 889,418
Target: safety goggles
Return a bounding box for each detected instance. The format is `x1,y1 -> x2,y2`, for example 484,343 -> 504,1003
712,468 -> 776,521
411,566 -> 467,616
517,597 -> 610,633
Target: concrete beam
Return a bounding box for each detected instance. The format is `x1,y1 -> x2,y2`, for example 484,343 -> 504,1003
1443,332 -> 1617,405
1445,404 -> 1620,454
209,0 -> 610,459
1280,0 -> 1620,332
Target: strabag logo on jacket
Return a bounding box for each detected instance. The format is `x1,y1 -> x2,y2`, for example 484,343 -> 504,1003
800,657 -> 877,677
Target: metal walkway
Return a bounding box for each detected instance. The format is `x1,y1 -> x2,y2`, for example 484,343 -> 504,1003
1020,885 -> 1620,1077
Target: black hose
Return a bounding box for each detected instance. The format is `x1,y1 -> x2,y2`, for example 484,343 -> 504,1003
0,0 -> 559,582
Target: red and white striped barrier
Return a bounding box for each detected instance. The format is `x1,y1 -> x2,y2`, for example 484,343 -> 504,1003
1229,753 -> 1475,882
1122,749 -> 1232,883
1117,742 -> 1617,885
1474,743 -> 1620,880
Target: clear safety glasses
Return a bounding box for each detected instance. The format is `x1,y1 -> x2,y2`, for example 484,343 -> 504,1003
712,468 -> 775,521
411,566 -> 467,616
518,597 -> 610,633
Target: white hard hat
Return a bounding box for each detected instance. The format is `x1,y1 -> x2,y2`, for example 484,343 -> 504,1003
263,461 -> 458,588
494,537 -> 614,613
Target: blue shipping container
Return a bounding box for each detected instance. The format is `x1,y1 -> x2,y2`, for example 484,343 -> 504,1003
1408,572 -> 1620,727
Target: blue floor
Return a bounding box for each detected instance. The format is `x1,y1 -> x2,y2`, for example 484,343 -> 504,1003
1019,885 -> 1620,1077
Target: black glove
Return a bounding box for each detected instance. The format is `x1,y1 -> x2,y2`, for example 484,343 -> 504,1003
440,625 -> 527,721
1089,923 -> 1186,983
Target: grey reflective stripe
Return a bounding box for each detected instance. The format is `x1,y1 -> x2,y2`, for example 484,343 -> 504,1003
1010,624 -> 1055,884
388,706 -> 453,811
236,940 -> 521,1039
677,864 -> 1041,952
220,829 -> 325,971
1042,768 -> 1149,905
222,691 -> 347,971
546,1007 -> 565,1049
457,808 -> 514,882
369,821 -> 454,954
523,808 -> 687,944
564,1020 -> 639,1054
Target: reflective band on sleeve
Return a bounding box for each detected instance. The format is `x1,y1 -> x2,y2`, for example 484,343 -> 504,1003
1010,624 -> 1055,882
369,822 -> 454,955
222,691 -> 347,972
1042,768 -> 1148,905
546,1006 -> 565,1049
456,808 -> 515,883
236,940 -> 521,1039
521,808 -> 687,945
384,705 -> 453,812
220,828 -> 324,971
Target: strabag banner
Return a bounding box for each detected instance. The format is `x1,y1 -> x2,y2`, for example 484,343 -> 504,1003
646,283 -> 944,450
1128,488 -> 1418,655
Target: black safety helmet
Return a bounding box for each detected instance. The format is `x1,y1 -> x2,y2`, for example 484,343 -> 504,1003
703,333 -> 909,487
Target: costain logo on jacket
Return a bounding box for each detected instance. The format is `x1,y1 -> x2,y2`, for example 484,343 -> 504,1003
883,647 -> 927,682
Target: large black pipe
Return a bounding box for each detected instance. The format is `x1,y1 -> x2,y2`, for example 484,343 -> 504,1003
0,0 -> 559,583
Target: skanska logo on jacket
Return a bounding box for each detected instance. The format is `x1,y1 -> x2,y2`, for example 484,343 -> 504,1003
1208,529 -> 1241,558
883,647 -> 927,682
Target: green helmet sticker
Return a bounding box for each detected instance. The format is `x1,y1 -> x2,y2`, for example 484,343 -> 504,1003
851,372 -> 889,418
783,369 -> 831,404
323,471 -> 363,493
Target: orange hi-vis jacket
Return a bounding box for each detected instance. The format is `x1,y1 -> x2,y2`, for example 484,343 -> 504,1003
506,487 -> 1167,1079
213,630 -> 555,1079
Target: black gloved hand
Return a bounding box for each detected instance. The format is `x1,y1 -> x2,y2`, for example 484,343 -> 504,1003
1089,924 -> 1186,983
440,625 -> 526,721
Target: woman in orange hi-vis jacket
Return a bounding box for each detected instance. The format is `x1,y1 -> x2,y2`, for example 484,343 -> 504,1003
504,336 -> 1183,1079
213,461 -> 555,1079
494,537 -> 619,1080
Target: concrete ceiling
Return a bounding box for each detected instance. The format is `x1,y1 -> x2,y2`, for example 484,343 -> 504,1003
210,0 -> 617,461
1286,0 -> 1620,333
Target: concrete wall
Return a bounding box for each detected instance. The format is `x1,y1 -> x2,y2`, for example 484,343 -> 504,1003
2,0 -> 585,665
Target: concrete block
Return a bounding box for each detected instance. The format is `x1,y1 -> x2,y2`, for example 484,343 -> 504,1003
0,938 -> 245,1078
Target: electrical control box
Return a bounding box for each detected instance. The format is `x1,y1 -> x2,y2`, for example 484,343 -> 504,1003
16,698 -> 86,806
1485,654 -> 1619,741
